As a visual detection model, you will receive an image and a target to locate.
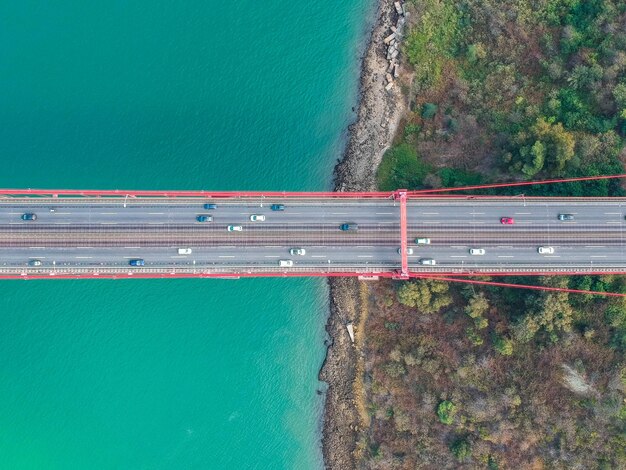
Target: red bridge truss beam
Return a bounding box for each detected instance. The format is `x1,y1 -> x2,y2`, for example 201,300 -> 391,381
413,274 -> 626,298
409,173 -> 626,195
0,189 -> 395,198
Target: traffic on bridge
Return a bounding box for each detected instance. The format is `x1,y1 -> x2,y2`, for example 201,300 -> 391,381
0,189 -> 625,279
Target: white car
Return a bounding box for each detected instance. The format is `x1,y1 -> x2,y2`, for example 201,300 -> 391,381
469,248 -> 485,255
419,258 -> 436,265
227,225 -> 243,232
177,248 -> 192,255
250,214 -> 266,222
415,238 -> 431,245
290,248 -> 306,256
397,248 -> 414,255
279,260 -> 294,267
538,246 -> 555,254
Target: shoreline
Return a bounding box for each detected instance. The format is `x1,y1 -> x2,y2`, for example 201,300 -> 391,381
319,0 -> 408,468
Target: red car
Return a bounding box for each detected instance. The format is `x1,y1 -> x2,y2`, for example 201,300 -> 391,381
500,217 -> 514,225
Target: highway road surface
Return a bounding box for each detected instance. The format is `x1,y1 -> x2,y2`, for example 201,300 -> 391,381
0,194 -> 625,278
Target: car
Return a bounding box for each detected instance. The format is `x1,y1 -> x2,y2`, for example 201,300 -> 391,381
290,248 -> 306,256
558,214 -> 574,221
178,248 -> 192,255
28,260 -> 42,267
203,203 -> 217,210
339,223 -> 358,231
470,248 -> 486,255
415,238 -> 431,245
196,215 -> 213,222
227,225 -> 243,232
538,246 -> 555,254
397,247 -> 414,255
129,259 -> 145,266
500,217 -> 514,225
250,214 -> 266,222
271,204 -> 285,211
21,213 -> 37,221
279,259 -> 294,267
419,258 -> 436,265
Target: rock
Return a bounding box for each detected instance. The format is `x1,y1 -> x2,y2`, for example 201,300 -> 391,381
390,26 -> 397,33
402,3 -> 407,15
386,73 -> 393,84
391,49 -> 399,59
383,33 -> 395,45
385,82 -> 394,91
394,64 -> 400,78
387,62 -> 394,73
394,1 -> 403,15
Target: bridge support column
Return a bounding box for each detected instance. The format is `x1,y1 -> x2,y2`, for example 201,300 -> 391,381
393,190 -> 409,279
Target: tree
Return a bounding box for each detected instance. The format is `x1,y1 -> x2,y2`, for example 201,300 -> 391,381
450,437 -> 472,461
437,400 -> 457,425
465,293 -> 490,318
397,279 -> 452,314
493,335 -> 514,356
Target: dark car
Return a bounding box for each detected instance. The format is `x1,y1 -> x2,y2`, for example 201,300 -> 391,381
558,213 -> 574,221
340,223 -> 358,231
21,213 -> 37,221
28,260 -> 42,267
197,215 -> 213,222
203,203 -> 217,210
129,259 -> 145,266
271,204 -> 285,211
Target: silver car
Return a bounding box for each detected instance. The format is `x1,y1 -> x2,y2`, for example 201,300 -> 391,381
250,214 -> 266,222
538,246 -> 555,254
290,248 -> 306,256
469,248 -> 485,255
419,258 -> 436,265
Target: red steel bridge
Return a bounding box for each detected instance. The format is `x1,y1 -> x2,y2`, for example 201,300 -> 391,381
1,174 -> 626,297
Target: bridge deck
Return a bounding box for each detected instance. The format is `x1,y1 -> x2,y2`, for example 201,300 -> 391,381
0,192 -> 624,279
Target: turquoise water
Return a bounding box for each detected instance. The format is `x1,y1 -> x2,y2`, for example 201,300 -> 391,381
0,1 -> 373,468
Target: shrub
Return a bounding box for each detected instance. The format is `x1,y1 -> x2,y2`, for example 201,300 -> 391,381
493,335 -> 514,356
376,144 -> 430,191
422,103 -> 438,119
437,400 -> 457,425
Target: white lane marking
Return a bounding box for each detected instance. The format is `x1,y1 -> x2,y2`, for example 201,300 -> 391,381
219,255 -> 235,258
515,212 -> 531,215
28,256 -> 45,259
290,212 -> 302,215
422,212 -> 439,215
356,246 -> 374,248
497,246 -> 513,249
9,222 -> 21,225
358,255 -> 373,258
264,255 -> 280,258
124,247 -> 141,249
470,212 -> 485,215
170,256 -> 187,259
606,221 -> 621,224
28,247 -> 45,249
75,256 -> 93,259
469,221 -> 485,224
450,255 -> 467,258
101,222 -> 117,225
498,255 -> 514,258
54,222 -> 71,225
55,212 -> 70,215
422,221 -> 440,224
585,245 -> 605,248
590,255 -> 607,258
311,255 -> 326,258
148,212 -> 164,215
100,212 -> 118,215
376,212 -> 393,215
76,247 -> 93,249
264,245 -> 281,248
604,212 -> 621,215
517,221 -> 532,224
451,245 -> 467,249
545,255 -> 561,258
332,212 -> 348,215
379,222 -> 396,224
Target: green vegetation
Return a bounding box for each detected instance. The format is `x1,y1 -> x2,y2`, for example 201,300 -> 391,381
356,1 -> 626,468
437,400 -> 457,425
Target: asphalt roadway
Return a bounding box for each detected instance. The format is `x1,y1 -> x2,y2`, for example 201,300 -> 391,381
1,196 -> 626,276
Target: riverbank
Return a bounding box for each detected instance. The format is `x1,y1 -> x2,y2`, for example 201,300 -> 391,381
319,0 -> 409,468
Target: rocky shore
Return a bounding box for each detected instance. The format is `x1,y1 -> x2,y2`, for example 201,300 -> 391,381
319,0 -> 409,468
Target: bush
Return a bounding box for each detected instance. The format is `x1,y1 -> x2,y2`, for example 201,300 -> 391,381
422,103 -> 438,119
437,400 -> 457,425
493,335 -> 514,356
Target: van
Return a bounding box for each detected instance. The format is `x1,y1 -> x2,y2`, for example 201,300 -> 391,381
178,248 -> 192,255
279,260 -> 294,267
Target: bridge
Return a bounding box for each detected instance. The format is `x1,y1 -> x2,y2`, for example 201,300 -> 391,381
1,187 -> 626,280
